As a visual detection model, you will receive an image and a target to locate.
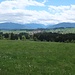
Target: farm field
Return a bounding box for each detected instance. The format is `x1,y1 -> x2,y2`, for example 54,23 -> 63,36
0,30 -> 27,34
46,28 -> 75,34
1,28 -> 75,35
0,40 -> 75,75
1,28 -> 75,34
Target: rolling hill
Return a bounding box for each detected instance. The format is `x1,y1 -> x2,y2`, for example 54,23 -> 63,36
0,23 -> 46,29
0,23 -> 25,29
0,22 -> 75,30
48,22 -> 75,29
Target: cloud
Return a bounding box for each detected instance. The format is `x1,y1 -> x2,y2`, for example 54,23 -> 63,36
0,0 -> 75,25
42,0 -> 47,4
0,0 -> 46,23
0,0 -> 45,10
48,5 -> 75,23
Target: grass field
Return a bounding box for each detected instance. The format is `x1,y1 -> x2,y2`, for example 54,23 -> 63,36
47,28 -> 75,34
0,40 -> 75,75
1,28 -> 75,34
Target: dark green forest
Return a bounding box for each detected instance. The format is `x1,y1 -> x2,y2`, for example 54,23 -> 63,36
0,32 -> 75,43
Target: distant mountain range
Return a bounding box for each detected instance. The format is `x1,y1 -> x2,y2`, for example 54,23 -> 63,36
22,23 -> 46,29
0,23 -> 25,29
0,22 -> 75,30
48,22 -> 75,29
0,23 -> 46,29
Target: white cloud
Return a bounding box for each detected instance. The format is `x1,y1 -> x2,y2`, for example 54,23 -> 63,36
48,5 -> 75,24
42,0 -> 47,4
0,0 -> 75,25
0,0 -> 45,10
0,0 -> 47,24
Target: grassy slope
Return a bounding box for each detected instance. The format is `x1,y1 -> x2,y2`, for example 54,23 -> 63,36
0,40 -> 75,75
47,28 -> 75,34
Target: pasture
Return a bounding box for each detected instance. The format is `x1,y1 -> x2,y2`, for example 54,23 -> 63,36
1,28 -> 75,34
46,28 -> 75,34
0,40 -> 75,75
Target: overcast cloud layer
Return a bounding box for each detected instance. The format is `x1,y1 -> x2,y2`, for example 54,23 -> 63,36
0,0 -> 75,25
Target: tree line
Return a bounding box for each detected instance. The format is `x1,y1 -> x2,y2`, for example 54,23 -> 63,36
33,32 -> 75,43
0,32 -> 75,43
0,32 -> 30,40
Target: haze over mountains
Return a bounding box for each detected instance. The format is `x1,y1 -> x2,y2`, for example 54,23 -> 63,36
0,23 -> 46,29
48,22 -> 75,29
0,22 -> 75,29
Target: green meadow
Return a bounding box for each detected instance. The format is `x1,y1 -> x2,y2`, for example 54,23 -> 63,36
46,28 -> 75,34
0,40 -> 75,75
1,28 -> 75,34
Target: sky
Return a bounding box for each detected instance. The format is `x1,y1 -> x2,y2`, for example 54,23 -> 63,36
0,0 -> 75,25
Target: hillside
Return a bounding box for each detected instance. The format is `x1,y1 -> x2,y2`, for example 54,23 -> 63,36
23,23 -> 46,29
0,23 -> 46,29
0,23 -> 25,29
0,22 -> 75,30
48,22 -> 75,29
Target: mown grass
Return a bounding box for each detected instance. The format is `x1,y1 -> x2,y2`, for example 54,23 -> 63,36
0,40 -> 75,75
